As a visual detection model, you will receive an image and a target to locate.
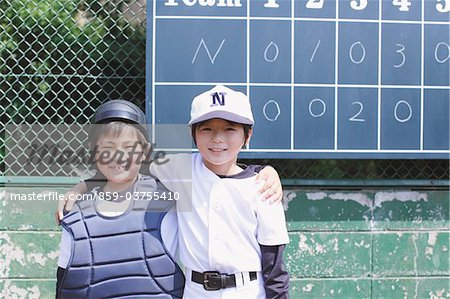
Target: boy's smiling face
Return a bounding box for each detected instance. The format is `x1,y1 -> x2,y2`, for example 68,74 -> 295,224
195,118 -> 252,176
95,125 -> 145,191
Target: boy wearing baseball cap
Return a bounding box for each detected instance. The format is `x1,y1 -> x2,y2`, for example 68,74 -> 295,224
150,85 -> 290,298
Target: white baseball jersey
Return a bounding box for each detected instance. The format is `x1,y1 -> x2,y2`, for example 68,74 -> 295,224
150,153 -> 289,298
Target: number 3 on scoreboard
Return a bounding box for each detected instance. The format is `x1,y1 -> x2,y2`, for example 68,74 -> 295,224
392,0 -> 411,12
350,0 -> 368,11
436,0 -> 450,13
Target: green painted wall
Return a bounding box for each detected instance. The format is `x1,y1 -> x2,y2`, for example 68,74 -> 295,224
0,185 -> 449,298
284,188 -> 449,298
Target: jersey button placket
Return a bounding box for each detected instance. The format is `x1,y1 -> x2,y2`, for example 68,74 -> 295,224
208,183 -> 222,270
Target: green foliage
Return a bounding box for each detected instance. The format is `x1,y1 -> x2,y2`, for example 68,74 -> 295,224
1,0 -> 145,76
1,0 -> 146,172
1,0 -> 146,123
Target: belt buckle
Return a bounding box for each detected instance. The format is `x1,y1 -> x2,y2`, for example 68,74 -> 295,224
203,271 -> 221,291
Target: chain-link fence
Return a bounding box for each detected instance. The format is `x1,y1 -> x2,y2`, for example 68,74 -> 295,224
1,0 -> 448,181
240,158 -> 449,181
1,0 -> 146,176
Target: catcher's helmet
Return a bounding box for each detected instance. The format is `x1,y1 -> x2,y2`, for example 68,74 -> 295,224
93,99 -> 146,126
89,99 -> 149,142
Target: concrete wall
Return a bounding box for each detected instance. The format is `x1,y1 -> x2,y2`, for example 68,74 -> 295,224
0,184 -> 449,298
284,188 -> 449,298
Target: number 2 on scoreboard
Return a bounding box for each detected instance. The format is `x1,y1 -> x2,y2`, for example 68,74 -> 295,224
306,0 -> 324,9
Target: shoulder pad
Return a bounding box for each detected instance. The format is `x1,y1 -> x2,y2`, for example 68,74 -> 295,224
134,175 -> 158,193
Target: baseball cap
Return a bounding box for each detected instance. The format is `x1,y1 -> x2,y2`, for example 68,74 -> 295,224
188,85 -> 254,126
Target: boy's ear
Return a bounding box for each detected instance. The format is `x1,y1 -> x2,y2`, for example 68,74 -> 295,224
190,125 -> 198,147
244,128 -> 253,148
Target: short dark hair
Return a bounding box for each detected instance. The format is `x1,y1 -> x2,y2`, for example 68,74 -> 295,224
191,119 -> 252,149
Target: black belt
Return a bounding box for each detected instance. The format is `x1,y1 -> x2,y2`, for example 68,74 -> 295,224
191,270 -> 257,291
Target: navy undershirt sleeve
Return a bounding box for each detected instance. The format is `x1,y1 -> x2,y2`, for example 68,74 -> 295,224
85,172 -> 107,191
242,164 -> 264,173
260,244 -> 290,299
55,267 -> 66,298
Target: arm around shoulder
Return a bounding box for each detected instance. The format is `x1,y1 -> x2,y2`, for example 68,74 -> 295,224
257,194 -> 290,298
260,244 -> 290,299
56,181 -> 88,224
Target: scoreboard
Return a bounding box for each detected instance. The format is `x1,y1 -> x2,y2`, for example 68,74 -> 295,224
146,0 -> 450,158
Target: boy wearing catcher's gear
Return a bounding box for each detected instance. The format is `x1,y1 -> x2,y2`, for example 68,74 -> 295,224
56,100 -> 185,298
150,85 -> 290,298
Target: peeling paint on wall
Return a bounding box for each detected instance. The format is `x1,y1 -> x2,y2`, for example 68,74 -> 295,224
298,234 -> 315,255
354,240 -> 370,249
425,232 -> 438,256
0,234 -> 26,277
282,191 -> 297,211
374,192 -> 428,208
0,233 -> 58,280
47,250 -> 60,260
27,253 -> 48,267
0,281 -> 41,299
429,288 -> 450,299
329,193 -> 372,208
302,283 -> 314,292
306,192 -> 373,207
332,237 -> 339,252
306,192 -> 327,201
304,191 -> 430,210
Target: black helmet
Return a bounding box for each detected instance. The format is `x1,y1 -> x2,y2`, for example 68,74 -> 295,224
93,99 -> 147,126
89,99 -> 149,141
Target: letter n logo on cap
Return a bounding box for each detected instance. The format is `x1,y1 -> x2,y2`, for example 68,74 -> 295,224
210,92 -> 226,107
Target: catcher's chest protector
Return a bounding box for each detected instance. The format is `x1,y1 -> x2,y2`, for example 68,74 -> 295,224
58,197 -> 184,299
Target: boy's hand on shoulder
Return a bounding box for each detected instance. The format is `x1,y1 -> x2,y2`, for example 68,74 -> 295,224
256,166 -> 283,204
56,191 -> 77,224
55,182 -> 88,225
